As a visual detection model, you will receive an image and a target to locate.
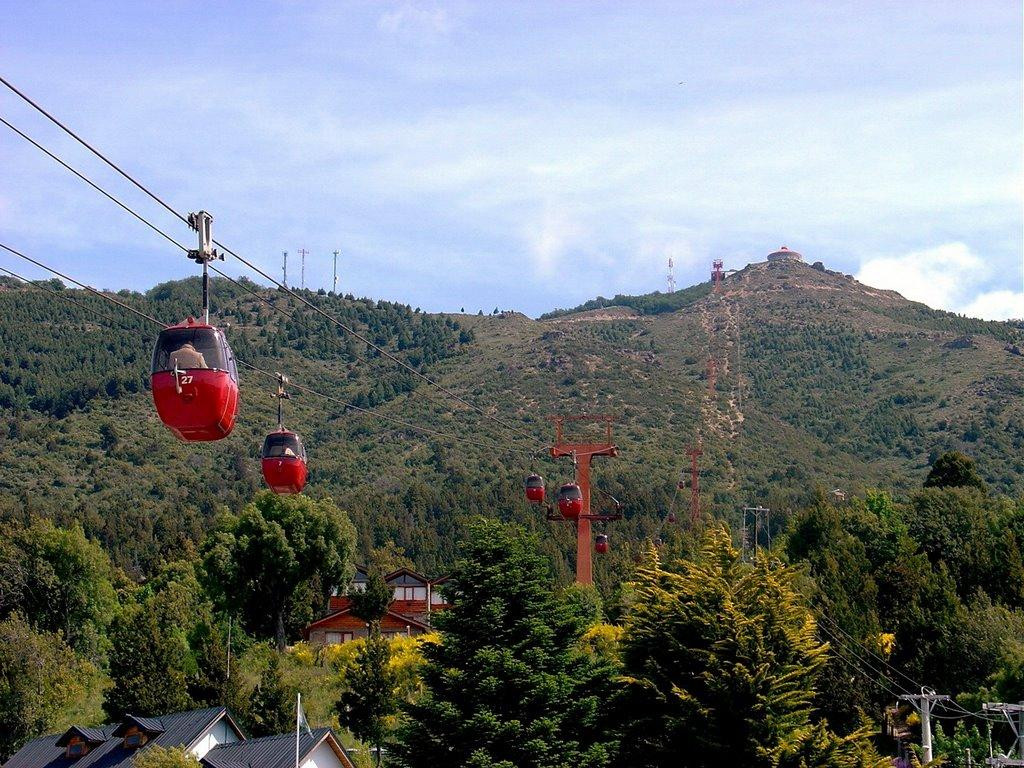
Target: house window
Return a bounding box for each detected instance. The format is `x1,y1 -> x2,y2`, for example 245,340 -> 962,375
326,632 -> 342,645
123,732 -> 146,748
342,632 -> 354,642
431,589 -> 446,605
394,586 -> 427,600
66,741 -> 89,758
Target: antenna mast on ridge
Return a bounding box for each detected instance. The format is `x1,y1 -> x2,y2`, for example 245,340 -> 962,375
297,248 -> 308,290
667,257 -> 676,293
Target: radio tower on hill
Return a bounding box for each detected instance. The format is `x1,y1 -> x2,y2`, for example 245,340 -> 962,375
712,259 -> 724,293
667,257 -> 676,293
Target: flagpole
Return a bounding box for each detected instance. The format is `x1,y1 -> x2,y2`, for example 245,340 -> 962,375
295,692 -> 300,768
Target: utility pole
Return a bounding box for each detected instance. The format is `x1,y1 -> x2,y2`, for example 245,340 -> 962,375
741,506 -> 771,561
297,248 -> 308,290
332,250 -> 339,294
900,689 -> 951,765
982,702 -> 1024,766
282,251 -> 288,287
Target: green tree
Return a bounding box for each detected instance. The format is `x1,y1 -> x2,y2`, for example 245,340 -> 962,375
618,526 -> 885,768
932,720 -> 987,767
202,492 -> 355,651
337,628 -> 399,767
924,451 -> 987,493
786,495 -> 883,727
132,745 -> 202,768
246,653 -> 295,737
350,569 -> 393,625
0,615 -> 88,760
1,519 -> 119,658
394,518 -> 616,768
104,561 -> 206,718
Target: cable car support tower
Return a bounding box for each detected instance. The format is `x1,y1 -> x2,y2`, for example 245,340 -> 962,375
548,415 -> 620,585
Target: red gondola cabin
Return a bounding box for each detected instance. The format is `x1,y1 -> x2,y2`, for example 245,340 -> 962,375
525,474 -> 545,503
557,482 -> 583,519
261,429 -> 308,494
595,533 -> 609,554
151,318 -> 238,441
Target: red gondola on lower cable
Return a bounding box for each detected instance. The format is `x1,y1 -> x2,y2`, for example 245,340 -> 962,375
595,533 -> 609,554
557,482 -> 583,519
262,429 -> 308,494
525,474 -> 545,503
151,318 -> 238,441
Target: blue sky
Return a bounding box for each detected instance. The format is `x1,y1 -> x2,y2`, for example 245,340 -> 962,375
2,1 -> 1021,318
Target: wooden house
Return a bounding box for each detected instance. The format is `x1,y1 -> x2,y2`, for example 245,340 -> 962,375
304,567 -> 450,645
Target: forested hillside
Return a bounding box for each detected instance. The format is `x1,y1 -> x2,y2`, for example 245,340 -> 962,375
0,258 -> 1021,585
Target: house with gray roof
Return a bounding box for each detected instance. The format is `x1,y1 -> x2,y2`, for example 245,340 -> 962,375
3,708 -> 353,768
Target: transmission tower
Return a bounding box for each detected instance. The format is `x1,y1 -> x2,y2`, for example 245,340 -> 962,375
548,415 -> 620,585
982,702 -> 1024,766
297,248 -> 308,290
686,445 -> 703,524
282,251 -> 288,287
740,506 -> 770,561
332,250 -> 339,294
667,257 -> 676,293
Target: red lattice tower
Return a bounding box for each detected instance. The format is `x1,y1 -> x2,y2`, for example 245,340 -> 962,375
548,415 -> 620,585
711,259 -> 724,293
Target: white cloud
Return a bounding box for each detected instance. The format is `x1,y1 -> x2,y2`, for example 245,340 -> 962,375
856,243 -> 1023,321
525,206 -> 586,279
378,3 -> 451,36
960,290 -> 1024,321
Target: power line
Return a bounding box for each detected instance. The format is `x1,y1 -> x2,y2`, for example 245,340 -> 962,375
816,611 -> 924,692
0,75 -> 190,227
816,622 -> 911,697
815,619 -> 1003,729
0,241 -> 168,327
0,263 -> 152,331
0,115 -> 189,253
0,242 -> 528,454
0,76 -> 542,450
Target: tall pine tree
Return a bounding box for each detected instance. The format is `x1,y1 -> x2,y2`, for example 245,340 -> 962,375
617,526 -> 886,768
393,518 -> 616,768
337,628 -> 399,767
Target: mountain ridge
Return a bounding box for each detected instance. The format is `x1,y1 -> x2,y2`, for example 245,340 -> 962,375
0,259 -> 1020,583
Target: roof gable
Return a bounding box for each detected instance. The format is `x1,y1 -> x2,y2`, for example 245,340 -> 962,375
53,728 -> 105,748
202,727 -> 353,768
4,707 -> 230,768
306,605 -> 433,633
384,567 -> 429,586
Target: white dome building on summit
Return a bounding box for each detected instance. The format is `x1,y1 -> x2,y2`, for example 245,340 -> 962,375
767,246 -> 803,262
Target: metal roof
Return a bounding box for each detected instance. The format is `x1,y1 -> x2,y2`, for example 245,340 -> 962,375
4,707 -> 230,768
53,728 -> 105,748
202,728 -> 351,768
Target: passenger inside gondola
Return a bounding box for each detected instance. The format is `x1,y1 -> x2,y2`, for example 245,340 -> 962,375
169,342 -> 208,370
263,432 -> 303,459
153,328 -> 227,374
